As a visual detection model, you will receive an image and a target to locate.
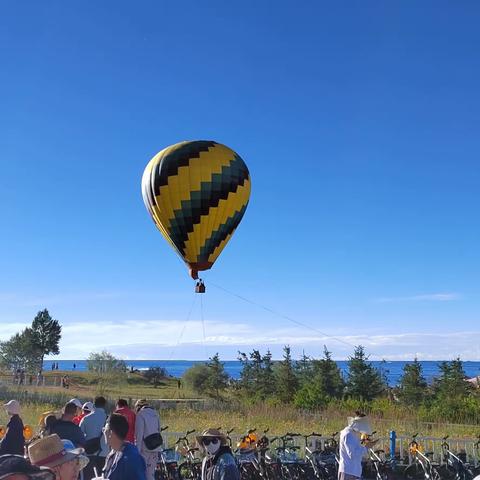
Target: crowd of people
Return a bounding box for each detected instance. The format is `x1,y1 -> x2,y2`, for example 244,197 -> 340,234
0,396 -> 244,480
0,397 -> 391,480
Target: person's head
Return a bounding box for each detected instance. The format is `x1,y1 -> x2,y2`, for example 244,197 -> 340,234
3,400 -> 20,417
0,454 -> 55,480
81,402 -> 94,415
93,397 -> 106,410
67,400 -> 82,416
43,415 -> 57,435
347,412 -> 372,436
103,414 -> 128,451
134,399 -> 148,413
61,403 -> 77,422
28,435 -> 85,480
196,429 -> 227,457
116,399 -> 128,409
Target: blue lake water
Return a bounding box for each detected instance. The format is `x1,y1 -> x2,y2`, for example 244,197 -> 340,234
44,360 -> 480,386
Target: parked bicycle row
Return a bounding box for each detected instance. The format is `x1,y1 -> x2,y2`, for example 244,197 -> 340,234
156,423 -> 480,480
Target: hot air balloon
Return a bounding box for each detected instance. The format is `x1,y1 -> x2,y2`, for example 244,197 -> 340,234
142,140 -> 251,291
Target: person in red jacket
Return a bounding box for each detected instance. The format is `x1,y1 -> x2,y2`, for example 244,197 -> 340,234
115,399 -> 136,443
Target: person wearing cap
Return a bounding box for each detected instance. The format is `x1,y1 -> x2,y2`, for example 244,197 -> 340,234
102,413 -> 146,480
134,400 -> 161,480
50,403 -> 85,449
338,413 -> 378,480
73,403 -> 93,427
28,434 -> 86,480
0,401 -> 25,456
114,400 -> 135,444
0,454 -> 55,480
80,397 -> 108,480
197,429 -> 239,480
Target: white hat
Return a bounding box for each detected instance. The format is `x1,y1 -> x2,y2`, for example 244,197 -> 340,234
4,399 -> 20,415
348,415 -> 372,435
82,402 -> 94,412
69,398 -> 83,409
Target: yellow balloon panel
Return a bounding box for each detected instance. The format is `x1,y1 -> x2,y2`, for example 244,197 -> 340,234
142,141 -> 251,278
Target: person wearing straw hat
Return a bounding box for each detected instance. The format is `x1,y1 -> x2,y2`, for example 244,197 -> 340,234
28,434 -> 86,480
0,454 -> 55,480
196,429 -> 239,480
0,401 -> 25,456
338,413 -> 378,480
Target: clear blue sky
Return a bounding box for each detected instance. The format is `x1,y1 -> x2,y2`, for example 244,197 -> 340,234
1,1 -> 479,360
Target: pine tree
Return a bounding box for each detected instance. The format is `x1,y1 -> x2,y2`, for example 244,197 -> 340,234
275,346 -> 299,403
434,358 -> 472,400
345,345 -> 385,401
295,350 -> 313,387
398,358 -> 428,406
314,346 -> 345,398
260,350 -> 276,399
205,353 -> 229,399
294,346 -> 344,409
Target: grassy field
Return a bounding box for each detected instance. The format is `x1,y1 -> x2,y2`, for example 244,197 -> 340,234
1,371 -> 479,441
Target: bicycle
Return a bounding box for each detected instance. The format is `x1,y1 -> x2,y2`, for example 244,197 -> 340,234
235,428 -> 263,479
304,432 -> 332,480
155,426 -> 181,480
404,434 -> 440,480
175,429 -> 202,480
438,436 -> 475,480
273,432 -> 312,480
367,447 -> 394,480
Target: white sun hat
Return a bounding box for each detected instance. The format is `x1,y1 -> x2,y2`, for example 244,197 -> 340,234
347,415 -> 373,435
4,399 -> 20,415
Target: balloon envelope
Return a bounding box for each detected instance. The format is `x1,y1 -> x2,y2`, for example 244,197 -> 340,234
142,140 -> 251,278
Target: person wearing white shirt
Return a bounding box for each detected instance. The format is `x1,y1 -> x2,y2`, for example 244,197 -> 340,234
338,413 -> 377,480
80,396 -> 109,480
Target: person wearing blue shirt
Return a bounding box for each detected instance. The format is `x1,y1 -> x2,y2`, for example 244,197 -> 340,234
103,413 -> 146,480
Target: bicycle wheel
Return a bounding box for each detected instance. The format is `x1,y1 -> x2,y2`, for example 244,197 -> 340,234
437,464 -> 457,480
404,463 -> 427,480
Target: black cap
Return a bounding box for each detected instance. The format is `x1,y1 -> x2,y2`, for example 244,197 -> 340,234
0,455 -> 55,479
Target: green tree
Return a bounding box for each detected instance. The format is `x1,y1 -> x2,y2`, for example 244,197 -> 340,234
238,349 -> 265,398
183,363 -> 210,395
294,346 -> 344,409
398,358 -> 428,406
204,353 -> 229,399
295,351 -> 313,387
345,346 -> 385,401
0,329 -> 42,373
87,351 -> 126,373
30,309 -> 62,372
275,346 -> 299,403
143,367 -> 168,387
260,350 -> 276,399
434,358 -> 472,400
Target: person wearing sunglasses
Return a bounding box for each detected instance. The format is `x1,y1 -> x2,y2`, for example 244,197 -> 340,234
196,429 -> 239,480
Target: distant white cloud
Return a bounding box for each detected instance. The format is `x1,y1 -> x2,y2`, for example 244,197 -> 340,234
45,318 -> 480,361
374,293 -> 461,303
